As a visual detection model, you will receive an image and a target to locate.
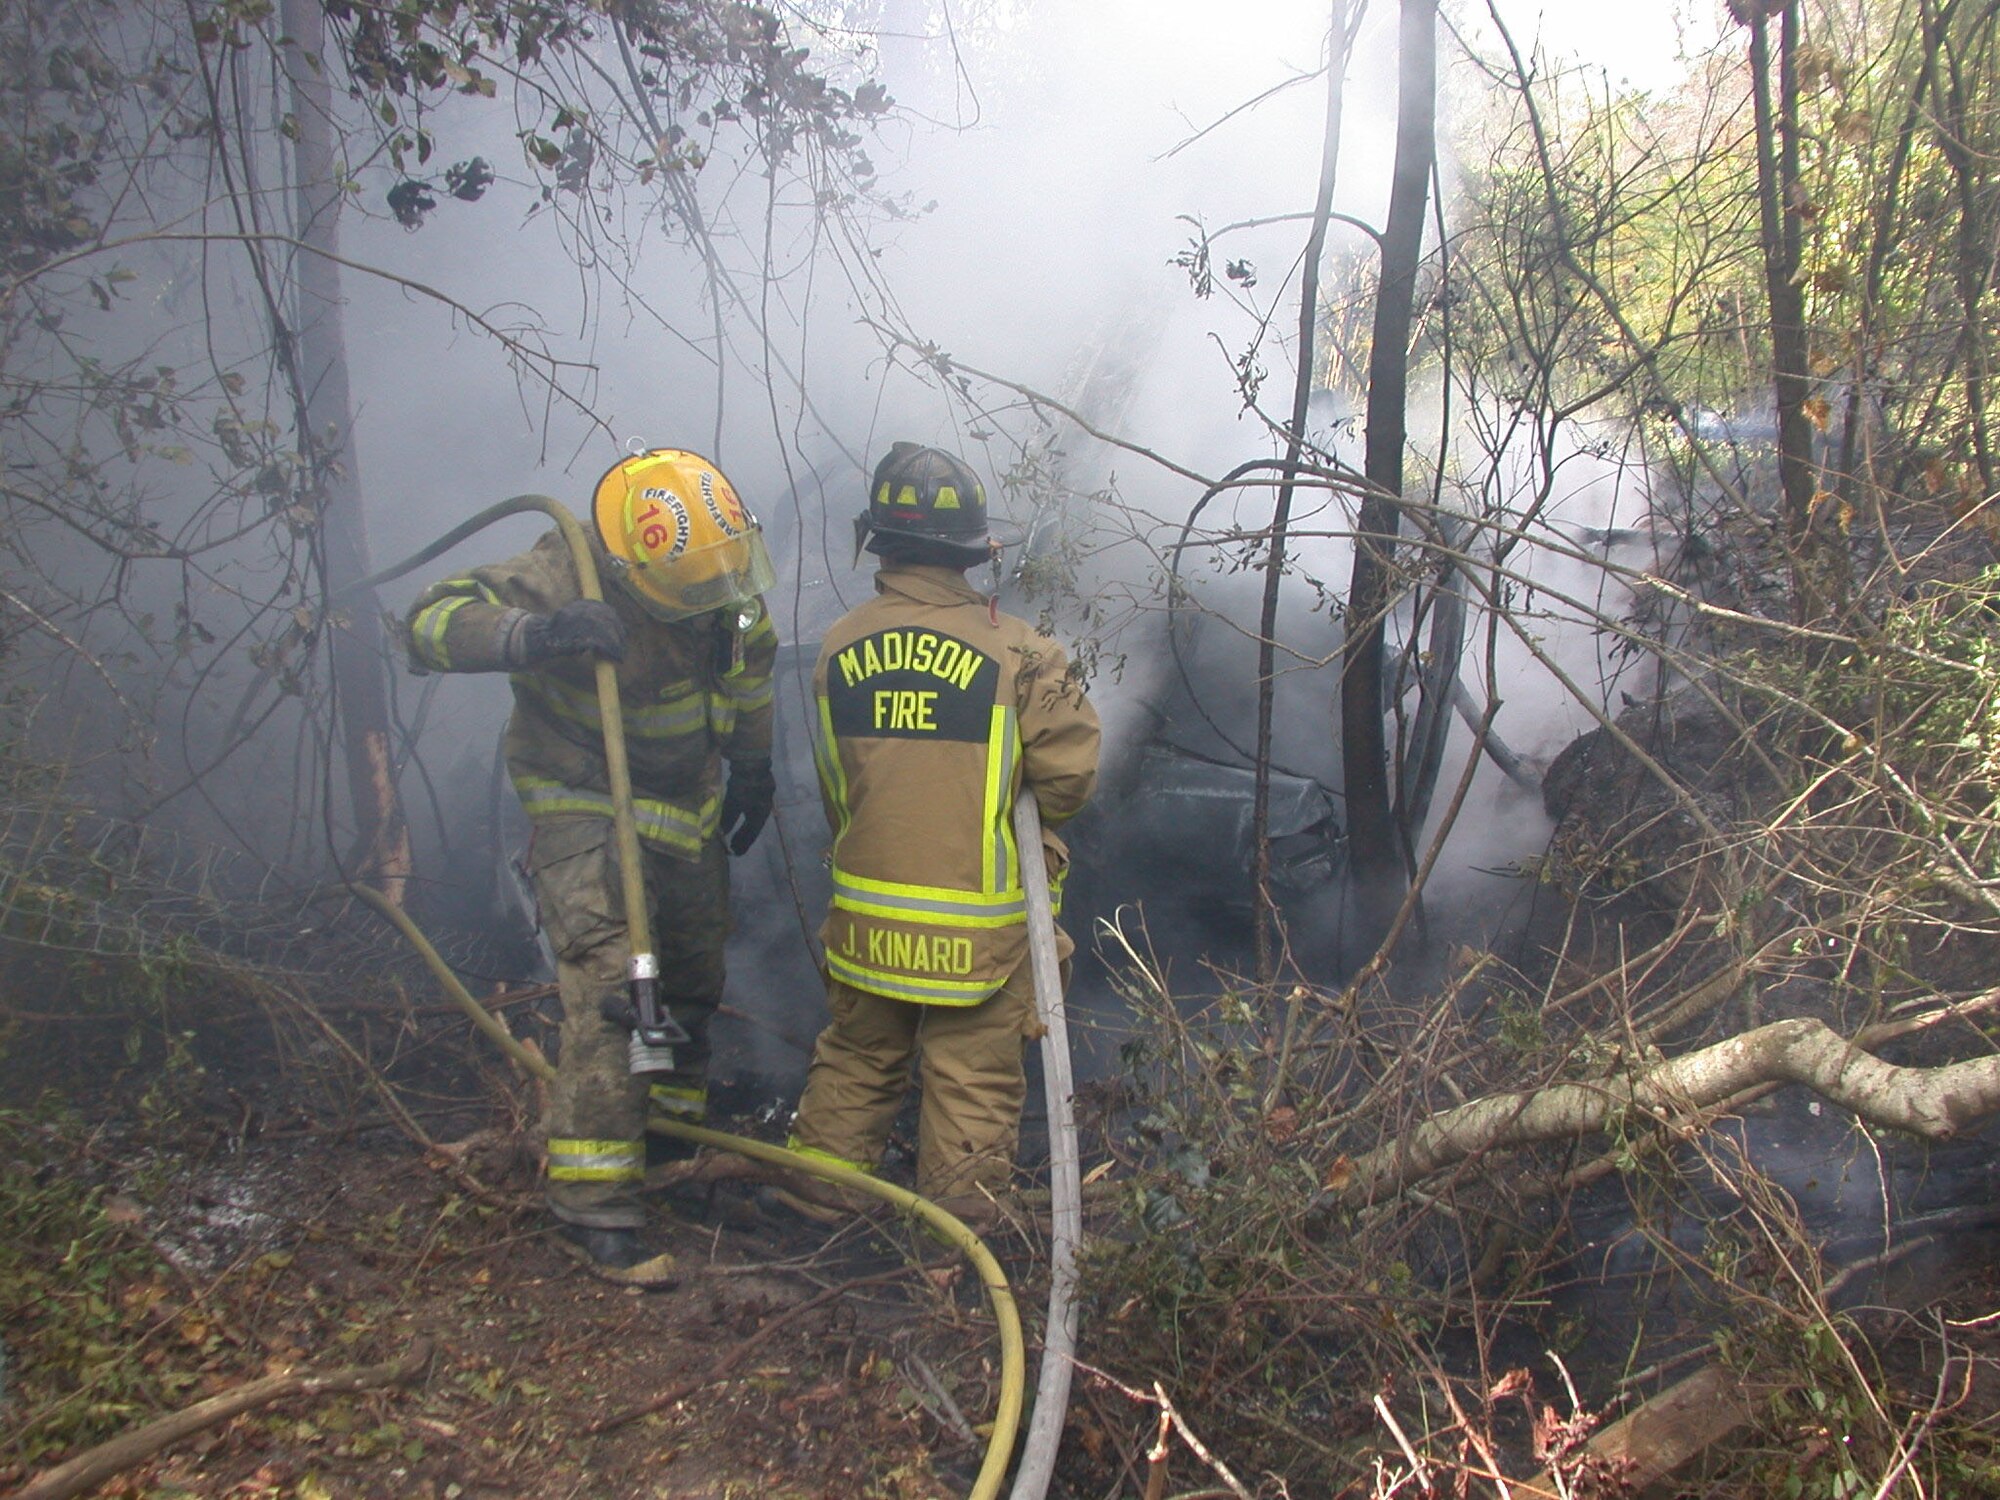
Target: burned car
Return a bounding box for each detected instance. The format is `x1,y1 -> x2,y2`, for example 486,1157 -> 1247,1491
1091,743 -> 1344,916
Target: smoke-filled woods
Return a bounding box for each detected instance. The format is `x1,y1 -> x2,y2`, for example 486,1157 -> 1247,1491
7,0 -> 2000,1496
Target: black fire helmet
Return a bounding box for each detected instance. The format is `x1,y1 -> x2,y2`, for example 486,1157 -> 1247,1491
853,442 -> 991,566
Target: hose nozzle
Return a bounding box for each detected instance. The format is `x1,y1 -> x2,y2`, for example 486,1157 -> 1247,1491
599,954 -> 688,1075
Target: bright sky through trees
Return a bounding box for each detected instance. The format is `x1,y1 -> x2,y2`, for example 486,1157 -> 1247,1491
1487,0 -> 1725,92
1124,0 -> 1723,98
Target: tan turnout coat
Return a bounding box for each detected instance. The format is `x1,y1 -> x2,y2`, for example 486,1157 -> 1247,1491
404,529 -> 776,860
810,564 -> 1099,1003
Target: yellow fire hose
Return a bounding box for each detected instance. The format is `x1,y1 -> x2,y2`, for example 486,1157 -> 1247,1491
344,495 -> 1026,1500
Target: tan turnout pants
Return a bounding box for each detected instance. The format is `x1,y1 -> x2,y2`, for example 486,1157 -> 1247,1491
790,962 -> 1055,1202
529,816 -> 728,1229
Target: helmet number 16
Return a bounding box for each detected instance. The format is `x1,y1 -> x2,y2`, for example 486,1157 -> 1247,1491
633,490 -> 690,558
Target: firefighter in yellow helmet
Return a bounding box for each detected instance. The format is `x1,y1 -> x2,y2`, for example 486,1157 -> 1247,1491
777,443 -> 1100,1225
404,450 -> 778,1278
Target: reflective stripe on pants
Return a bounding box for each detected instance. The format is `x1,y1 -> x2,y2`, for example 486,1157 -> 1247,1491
547,1138 -> 644,1182
531,818 -> 729,1228
648,1083 -> 708,1121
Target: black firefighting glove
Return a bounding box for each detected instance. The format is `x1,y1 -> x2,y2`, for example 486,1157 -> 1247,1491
508,599 -> 626,667
719,757 -> 775,856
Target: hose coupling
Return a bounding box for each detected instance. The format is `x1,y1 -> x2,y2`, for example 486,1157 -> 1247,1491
628,1031 -> 678,1076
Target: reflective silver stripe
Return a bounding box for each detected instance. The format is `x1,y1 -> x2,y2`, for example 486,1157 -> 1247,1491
827,950 -> 999,1005
546,1139 -> 643,1181
630,693 -> 709,737
411,594 -> 478,669
648,1083 -> 707,1119
831,871 -> 1025,924
633,709 -> 709,739
520,674 -> 708,740
633,799 -> 716,849
723,679 -> 774,710
525,672 -> 705,735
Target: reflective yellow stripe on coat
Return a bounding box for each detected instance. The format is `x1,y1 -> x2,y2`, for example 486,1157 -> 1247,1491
516,671 -> 710,743
512,776 -> 720,857
822,952 -> 1000,1003
408,577 -> 503,671
817,703 -> 1026,1004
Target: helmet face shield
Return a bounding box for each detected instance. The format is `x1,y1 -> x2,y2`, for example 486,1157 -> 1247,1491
592,449 -> 775,620
620,530 -> 777,620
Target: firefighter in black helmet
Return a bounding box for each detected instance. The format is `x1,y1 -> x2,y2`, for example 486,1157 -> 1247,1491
850,441 -> 993,564
777,442 -> 1100,1225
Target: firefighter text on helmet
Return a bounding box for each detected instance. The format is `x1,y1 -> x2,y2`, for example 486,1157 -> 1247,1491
592,448 -> 777,621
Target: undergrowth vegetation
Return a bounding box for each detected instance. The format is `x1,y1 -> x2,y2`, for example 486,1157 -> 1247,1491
1075,914 -> 2000,1496
0,1106 -> 232,1476
7,0 -> 2000,1491
1060,539 -> 2000,1492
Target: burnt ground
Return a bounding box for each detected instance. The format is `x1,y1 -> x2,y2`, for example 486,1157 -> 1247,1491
11,916 -> 2000,1496
0,1110 -> 1081,1500
15,1093 -> 2000,1500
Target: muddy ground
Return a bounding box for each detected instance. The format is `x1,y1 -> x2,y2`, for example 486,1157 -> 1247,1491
0,1106 -> 1127,1500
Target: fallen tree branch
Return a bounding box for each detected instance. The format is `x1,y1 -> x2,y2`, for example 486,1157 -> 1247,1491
643,1149 -> 782,1192
1331,1013 -> 2000,1207
7,1342 -> 431,1500
1526,1363 -> 1751,1500
1371,1392 -> 1434,1494
1509,989 -> 2000,1208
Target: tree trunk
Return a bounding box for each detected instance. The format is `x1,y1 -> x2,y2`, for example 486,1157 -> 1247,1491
1932,3 -> 1999,499
281,0 -> 410,897
1341,0 -> 1435,936
1748,1 -> 1849,625
1251,3 -> 1357,982
1834,0 -> 1941,512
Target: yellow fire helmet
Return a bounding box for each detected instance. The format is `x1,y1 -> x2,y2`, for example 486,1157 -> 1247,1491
591,448 -> 776,621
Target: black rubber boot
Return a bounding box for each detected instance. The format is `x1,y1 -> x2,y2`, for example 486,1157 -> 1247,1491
553,1222 -> 680,1289
560,1223 -> 646,1269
